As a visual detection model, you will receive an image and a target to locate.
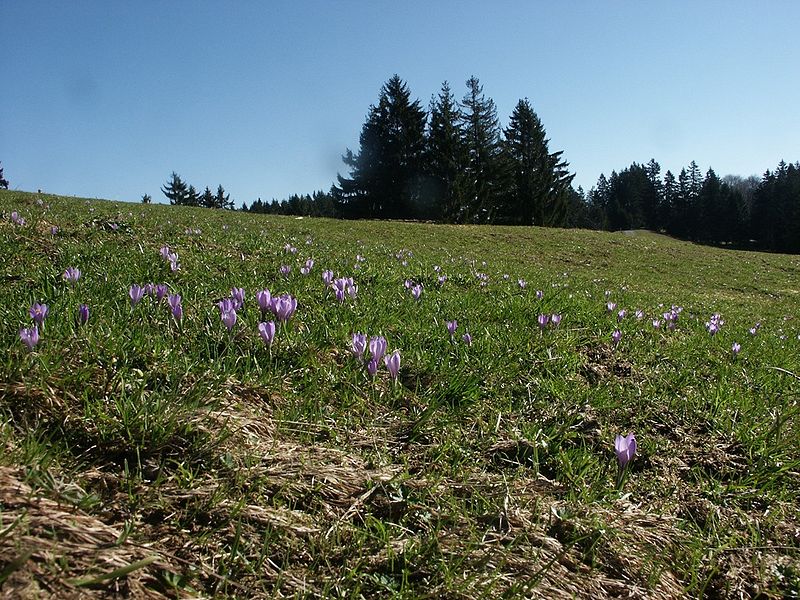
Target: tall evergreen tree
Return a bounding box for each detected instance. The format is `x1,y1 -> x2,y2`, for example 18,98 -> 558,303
333,75 -> 427,219
186,185 -> 200,207
426,81 -> 468,222
0,162 -> 8,189
214,185 -> 232,209
503,98 -> 573,226
200,186 -> 215,208
161,172 -> 192,205
459,76 -> 507,223
660,170 -> 678,231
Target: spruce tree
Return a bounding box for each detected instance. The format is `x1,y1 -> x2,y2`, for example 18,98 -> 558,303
186,185 -> 200,207
161,172 -> 191,205
334,75 -> 427,219
459,76 -> 507,223
200,186 -> 215,208
503,98 -> 573,226
0,162 -> 8,189
426,81 -> 468,222
214,185 -> 232,209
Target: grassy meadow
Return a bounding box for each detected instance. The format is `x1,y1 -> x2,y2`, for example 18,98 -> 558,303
1,189 -> 799,598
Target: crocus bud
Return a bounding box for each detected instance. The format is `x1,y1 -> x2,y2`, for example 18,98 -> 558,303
385,350 -> 401,380
259,321 -> 276,346
129,285 -> 144,307
20,326 -> 39,350
77,304 -> 90,325
614,433 -> 636,468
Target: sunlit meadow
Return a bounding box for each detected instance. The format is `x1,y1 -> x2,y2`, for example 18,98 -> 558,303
1,190 -> 799,598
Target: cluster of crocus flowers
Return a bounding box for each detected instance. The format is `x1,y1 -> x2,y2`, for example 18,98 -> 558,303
705,313 -> 724,335
159,245 -> 180,272
351,334 -> 401,381
537,313 -> 563,331
10,211 -> 26,226
300,258 -> 314,276
331,277 -> 357,302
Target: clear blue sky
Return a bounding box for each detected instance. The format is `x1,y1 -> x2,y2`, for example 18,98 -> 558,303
2,1 -> 799,205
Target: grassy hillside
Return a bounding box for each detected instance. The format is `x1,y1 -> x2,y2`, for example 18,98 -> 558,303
1,189 -> 799,598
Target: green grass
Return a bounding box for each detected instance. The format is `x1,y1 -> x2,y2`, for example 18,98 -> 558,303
1,189 -> 799,598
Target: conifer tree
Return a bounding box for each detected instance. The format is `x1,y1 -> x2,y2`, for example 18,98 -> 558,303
426,81 -> 468,222
161,172 -> 191,205
214,185 -> 232,209
459,76 -> 507,223
0,162 -> 8,189
503,98 -> 573,226
334,75 -> 427,219
186,185 -> 200,207
200,186 -> 215,208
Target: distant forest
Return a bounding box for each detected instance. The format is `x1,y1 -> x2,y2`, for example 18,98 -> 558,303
151,74 -> 800,253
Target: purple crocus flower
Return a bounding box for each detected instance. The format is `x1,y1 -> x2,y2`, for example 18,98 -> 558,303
129,284 -> 144,307
279,265 -> 291,276
259,321 -> 276,346
50,226 -> 59,235
462,332 -> 473,346
518,279 -> 527,289
536,290 -> 544,300
732,342 -> 741,355
611,329 -> 622,346
606,302 -> 617,312
143,283 -> 155,296
256,289 -> 272,314
411,284 -> 423,300
20,326 -> 39,350
614,433 -> 637,468
537,314 -> 549,329
652,319 -> 662,329
231,287 -> 245,310
160,245 -> 171,259
438,275 -> 448,285
220,307 -> 237,331
271,294 -> 297,322
168,294 -> 182,321
62,267 -> 81,285
322,270 -> 334,286
155,284 -> 169,302
617,309 -> 627,322
385,350 -> 401,380
551,314 -> 562,327
77,304 -> 90,325
366,358 -> 379,377
446,320 -> 458,336
369,336 -> 387,363
29,302 -> 49,326
351,332 -> 367,359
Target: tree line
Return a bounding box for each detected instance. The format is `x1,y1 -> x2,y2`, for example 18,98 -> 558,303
158,172 -> 235,209
581,159 -> 800,253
